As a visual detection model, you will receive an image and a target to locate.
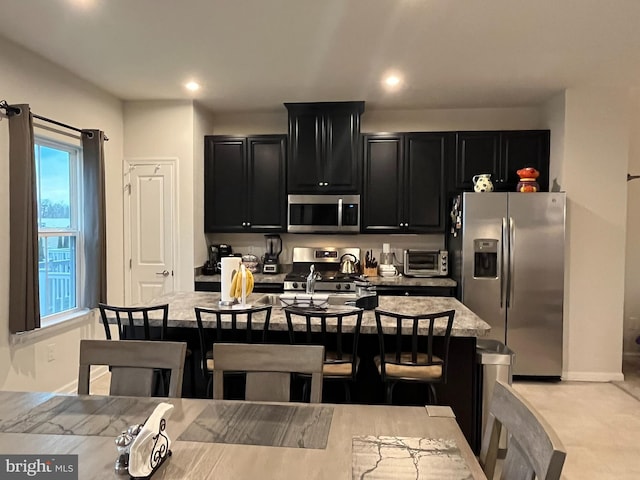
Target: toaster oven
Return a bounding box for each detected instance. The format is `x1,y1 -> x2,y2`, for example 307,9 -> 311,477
403,249 -> 449,277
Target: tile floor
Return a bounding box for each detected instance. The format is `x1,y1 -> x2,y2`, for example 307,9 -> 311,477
89,357 -> 640,479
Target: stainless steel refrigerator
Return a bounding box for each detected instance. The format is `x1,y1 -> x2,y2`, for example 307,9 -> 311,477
449,192 -> 565,377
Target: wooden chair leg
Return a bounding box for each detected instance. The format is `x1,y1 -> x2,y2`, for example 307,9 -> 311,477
428,384 -> 438,405
385,382 -> 396,404
343,381 -> 351,403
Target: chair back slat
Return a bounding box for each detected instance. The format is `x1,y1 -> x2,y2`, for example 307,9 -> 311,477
374,309 -> 456,378
479,380 -> 566,480
212,343 -> 324,402
284,307 -> 363,379
194,305 -> 273,382
78,339 -> 186,398
98,303 -> 168,341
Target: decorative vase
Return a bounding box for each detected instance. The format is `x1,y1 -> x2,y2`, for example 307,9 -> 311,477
472,174 -> 494,192
516,167 -> 540,193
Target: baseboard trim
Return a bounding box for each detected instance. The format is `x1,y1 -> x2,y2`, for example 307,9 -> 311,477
55,365 -> 110,394
562,371 -> 625,382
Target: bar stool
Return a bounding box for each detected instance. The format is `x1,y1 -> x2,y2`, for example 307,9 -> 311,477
373,309 -> 455,404
284,306 -> 363,402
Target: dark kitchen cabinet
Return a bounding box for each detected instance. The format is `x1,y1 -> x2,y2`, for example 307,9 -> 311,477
362,133 -> 451,233
204,135 -> 286,233
285,101 -> 364,194
454,130 -> 549,192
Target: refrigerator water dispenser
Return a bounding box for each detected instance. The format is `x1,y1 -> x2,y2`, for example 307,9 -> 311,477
473,239 -> 498,278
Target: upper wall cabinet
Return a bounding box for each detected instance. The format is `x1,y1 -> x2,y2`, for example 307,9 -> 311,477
362,132 -> 452,233
204,135 -> 286,233
454,130 -> 550,192
285,101 -> 364,194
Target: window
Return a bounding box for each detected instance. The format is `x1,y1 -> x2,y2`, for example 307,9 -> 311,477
35,137 -> 83,321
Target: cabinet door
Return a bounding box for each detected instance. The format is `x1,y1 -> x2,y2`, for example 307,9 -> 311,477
324,110 -> 361,193
501,130 -> 550,192
405,133 -> 449,232
287,111 -> 324,193
204,137 -> 247,232
362,135 -> 403,232
454,132 -> 500,191
246,135 -> 286,232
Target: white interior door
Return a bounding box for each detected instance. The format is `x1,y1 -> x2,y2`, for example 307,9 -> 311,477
127,162 -> 175,304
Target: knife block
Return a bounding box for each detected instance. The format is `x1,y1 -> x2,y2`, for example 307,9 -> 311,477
363,267 -> 378,277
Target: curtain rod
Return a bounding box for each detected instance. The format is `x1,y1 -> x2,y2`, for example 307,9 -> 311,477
0,100 -> 109,141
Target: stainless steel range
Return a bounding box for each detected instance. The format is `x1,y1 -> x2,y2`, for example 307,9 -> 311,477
284,247 -> 361,293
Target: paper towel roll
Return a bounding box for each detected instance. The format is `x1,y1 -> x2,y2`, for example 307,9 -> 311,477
221,257 -> 241,303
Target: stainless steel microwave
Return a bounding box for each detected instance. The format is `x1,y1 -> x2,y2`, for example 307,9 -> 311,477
403,249 -> 449,277
287,194 -> 360,233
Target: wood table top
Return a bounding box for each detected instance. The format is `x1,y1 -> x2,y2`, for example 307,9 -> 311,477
0,391 -> 487,480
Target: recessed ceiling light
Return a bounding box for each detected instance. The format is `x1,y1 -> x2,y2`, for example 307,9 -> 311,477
185,81 -> 200,92
382,72 -> 404,91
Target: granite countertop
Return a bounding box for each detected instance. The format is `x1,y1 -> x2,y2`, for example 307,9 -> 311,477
132,291 -> 489,337
195,272 -> 456,288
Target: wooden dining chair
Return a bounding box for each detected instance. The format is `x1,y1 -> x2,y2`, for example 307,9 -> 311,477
374,309 -> 455,404
212,343 -> 324,402
98,303 -> 196,397
284,306 -> 363,402
194,305 -> 273,397
77,339 -> 187,398
479,380 -> 566,480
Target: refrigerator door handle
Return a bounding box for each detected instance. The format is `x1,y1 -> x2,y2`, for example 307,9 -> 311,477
501,217 -> 507,308
507,217 -> 515,307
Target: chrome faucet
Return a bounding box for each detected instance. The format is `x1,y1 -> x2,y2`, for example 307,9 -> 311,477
306,264 -> 320,294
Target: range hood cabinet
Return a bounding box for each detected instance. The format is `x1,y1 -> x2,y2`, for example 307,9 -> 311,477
285,101 -> 364,194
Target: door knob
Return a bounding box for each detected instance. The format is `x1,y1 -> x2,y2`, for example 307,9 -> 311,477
156,270 -> 169,277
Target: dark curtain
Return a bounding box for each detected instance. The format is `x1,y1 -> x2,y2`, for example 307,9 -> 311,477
8,104 -> 40,333
81,130 -> 107,307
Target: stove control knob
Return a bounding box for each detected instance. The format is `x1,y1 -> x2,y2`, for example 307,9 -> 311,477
292,282 -> 298,289
335,284 -> 341,290
344,284 -> 351,291
302,283 -> 306,290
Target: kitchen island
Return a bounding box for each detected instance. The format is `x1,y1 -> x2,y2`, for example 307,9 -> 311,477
114,291 -> 489,452
139,291 -> 489,337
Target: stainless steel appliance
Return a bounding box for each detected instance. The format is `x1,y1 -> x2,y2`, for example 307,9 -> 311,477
449,192 -> 565,377
403,249 -> 449,277
262,234 -> 282,274
287,194 -> 360,233
284,247 -> 361,292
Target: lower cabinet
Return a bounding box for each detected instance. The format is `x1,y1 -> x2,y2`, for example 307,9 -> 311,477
362,133 -> 451,233
204,135 -> 286,233
195,282 -> 284,294
375,286 -> 456,297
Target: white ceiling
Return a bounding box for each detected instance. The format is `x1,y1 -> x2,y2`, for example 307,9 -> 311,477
2,0 -> 640,113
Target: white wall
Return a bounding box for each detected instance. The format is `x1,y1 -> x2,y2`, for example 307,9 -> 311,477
560,88 -> 629,381
624,89 -> 640,355
193,104 -> 215,266
0,36 -> 124,392
123,101 -> 197,292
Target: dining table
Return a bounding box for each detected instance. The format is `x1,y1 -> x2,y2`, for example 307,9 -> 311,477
0,390 -> 487,479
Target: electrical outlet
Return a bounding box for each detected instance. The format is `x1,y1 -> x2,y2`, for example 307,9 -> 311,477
46,344 -> 55,362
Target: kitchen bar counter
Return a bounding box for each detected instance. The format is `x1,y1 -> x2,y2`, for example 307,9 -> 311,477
135,291 -> 489,338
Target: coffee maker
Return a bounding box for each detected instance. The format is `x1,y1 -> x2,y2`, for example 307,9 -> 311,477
262,235 -> 282,274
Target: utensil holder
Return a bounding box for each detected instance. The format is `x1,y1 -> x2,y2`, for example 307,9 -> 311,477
363,267 -> 378,277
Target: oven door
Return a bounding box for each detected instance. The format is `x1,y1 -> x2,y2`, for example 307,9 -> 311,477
287,195 -> 360,233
